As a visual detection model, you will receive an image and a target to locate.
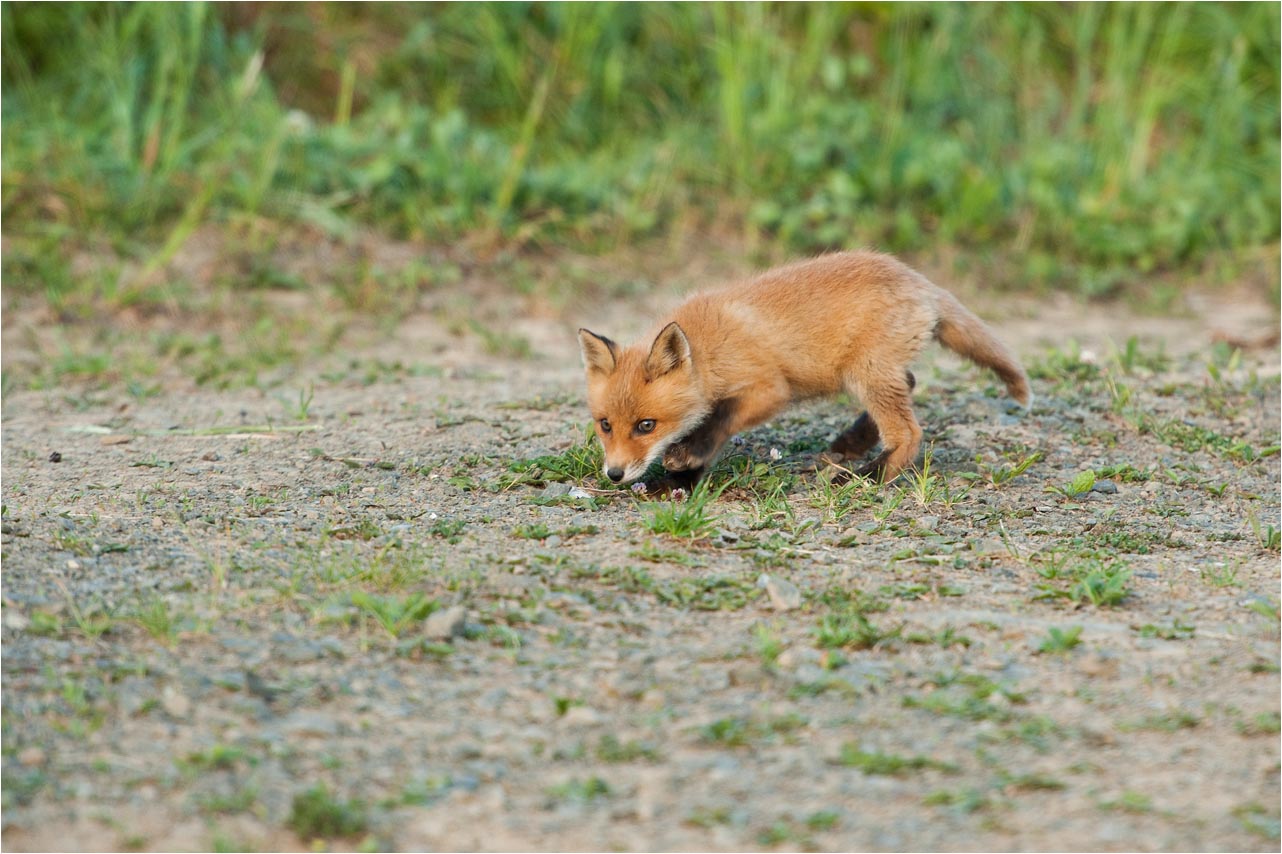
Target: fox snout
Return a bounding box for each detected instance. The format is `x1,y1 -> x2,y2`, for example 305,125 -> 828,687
601,458 -> 650,485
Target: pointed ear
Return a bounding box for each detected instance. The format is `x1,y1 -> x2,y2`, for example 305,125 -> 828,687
645,322 -> 692,379
578,328 -> 618,376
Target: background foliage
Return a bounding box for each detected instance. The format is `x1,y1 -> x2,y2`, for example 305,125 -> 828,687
3,2 -> 1279,298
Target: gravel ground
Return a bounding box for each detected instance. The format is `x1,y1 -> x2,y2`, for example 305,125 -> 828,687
2,250 -> 1279,852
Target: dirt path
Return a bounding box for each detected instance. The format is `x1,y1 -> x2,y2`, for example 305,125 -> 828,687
2,261 -> 1279,851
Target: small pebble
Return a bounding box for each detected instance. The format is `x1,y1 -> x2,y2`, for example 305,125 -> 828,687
757,573 -> 803,611
541,483 -> 572,499
425,605 -> 468,640
559,705 -> 603,726
48,452 -> 62,463
276,711 -> 340,738
161,685 -> 192,719
1091,479 -> 1119,495
18,746 -> 45,766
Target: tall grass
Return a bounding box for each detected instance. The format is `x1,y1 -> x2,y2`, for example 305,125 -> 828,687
3,2 -> 1278,297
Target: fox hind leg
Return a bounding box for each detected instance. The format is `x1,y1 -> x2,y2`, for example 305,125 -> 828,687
828,411 -> 880,460
828,371 -> 915,464
843,370 -> 921,483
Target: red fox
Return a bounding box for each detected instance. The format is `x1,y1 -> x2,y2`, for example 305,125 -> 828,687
578,251 -> 1031,489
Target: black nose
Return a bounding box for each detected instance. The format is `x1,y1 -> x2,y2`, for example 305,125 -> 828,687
606,467 -> 624,483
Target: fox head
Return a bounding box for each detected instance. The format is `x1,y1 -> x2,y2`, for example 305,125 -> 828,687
578,322 -> 711,484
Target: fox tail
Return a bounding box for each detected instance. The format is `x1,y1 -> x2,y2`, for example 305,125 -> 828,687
933,290 -> 1032,408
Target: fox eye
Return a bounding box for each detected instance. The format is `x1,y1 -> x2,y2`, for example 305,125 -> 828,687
599,418 -> 612,434
635,419 -> 656,434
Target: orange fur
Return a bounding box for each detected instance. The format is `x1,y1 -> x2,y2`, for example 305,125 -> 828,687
579,250 -> 1030,486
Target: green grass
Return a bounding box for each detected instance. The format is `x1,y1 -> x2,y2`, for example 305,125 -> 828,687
924,787 -> 992,813
502,427 -> 604,489
132,596 -> 181,647
905,674 -> 1027,723
512,523 -> 598,541
1136,620 -> 1195,640
1032,551 -> 1133,608
1046,470 -> 1096,499
547,776 -> 610,803
1036,625 -> 1084,654
594,734 -> 662,763
698,713 -> 808,748
837,746 -> 958,775
287,784 -> 369,841
630,540 -> 707,567
571,563 -> 759,611
753,623 -> 785,668
643,482 -> 723,539
1099,790 -> 1153,814
1119,711 -> 1200,733
815,611 -> 899,650
3,3 -> 1277,302
177,745 -> 248,774
976,451 -> 1044,487
348,591 -> 439,639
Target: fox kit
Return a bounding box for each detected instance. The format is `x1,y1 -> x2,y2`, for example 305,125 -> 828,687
578,251 -> 1030,489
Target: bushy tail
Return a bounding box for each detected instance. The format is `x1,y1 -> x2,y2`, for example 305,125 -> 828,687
933,290 -> 1032,408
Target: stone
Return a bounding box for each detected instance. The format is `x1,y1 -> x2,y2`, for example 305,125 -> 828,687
776,646 -> 823,670
425,606 -> 467,640
1091,479 -> 1119,495
117,676 -> 152,717
277,711 -> 340,738
161,685 -> 192,719
757,573 -> 803,611
559,705 -> 603,726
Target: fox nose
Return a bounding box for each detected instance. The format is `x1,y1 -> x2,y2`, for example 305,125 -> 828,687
606,467 -> 624,483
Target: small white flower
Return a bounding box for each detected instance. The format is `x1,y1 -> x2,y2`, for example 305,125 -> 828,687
769,447 -> 782,461
671,488 -> 687,502
631,482 -> 648,494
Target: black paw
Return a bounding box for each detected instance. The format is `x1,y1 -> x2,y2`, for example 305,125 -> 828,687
854,450 -> 892,483
662,444 -> 707,473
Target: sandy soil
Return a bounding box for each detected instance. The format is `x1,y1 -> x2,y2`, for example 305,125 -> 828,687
2,240 -> 1278,851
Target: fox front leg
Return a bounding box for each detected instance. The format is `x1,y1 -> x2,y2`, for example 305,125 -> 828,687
661,399 -> 739,477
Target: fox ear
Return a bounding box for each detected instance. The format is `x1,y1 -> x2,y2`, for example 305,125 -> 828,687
645,322 -> 692,379
578,328 -> 618,376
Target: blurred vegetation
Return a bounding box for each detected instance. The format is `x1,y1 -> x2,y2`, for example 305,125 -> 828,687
2,2 -> 1278,300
